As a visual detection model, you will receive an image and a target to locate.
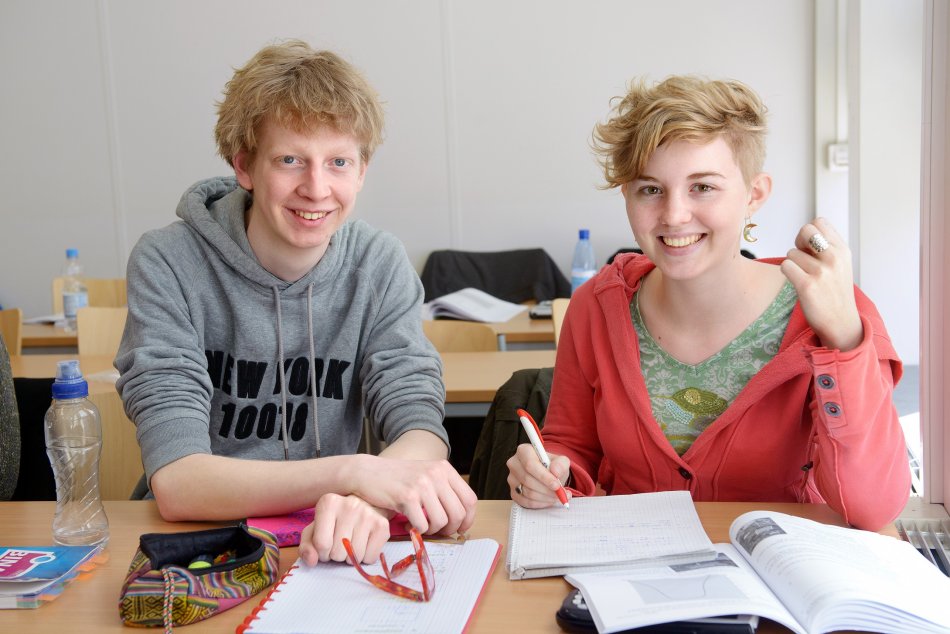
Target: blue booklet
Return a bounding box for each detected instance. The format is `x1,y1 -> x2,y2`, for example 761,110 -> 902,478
0,545 -> 103,609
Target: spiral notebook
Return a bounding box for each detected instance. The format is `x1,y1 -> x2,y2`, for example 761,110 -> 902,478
506,491 -> 717,580
237,538 -> 501,634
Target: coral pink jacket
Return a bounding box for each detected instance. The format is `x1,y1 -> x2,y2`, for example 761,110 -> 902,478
543,254 -> 909,531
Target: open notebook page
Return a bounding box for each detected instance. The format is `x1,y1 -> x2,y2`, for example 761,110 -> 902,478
240,538 -> 500,634
507,491 -> 715,579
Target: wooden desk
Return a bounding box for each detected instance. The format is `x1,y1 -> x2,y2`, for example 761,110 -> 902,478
0,500 -> 870,633
10,355 -> 141,501
441,350 -> 555,416
488,310 -> 554,348
21,323 -> 78,349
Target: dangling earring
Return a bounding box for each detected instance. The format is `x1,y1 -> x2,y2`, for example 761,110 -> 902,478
742,216 -> 758,243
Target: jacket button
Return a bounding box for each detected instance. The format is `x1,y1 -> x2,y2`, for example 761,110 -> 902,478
678,467 -> 692,480
817,374 -> 835,389
824,402 -> 842,417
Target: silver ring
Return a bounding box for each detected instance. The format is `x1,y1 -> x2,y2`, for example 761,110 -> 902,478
515,484 -> 524,496
808,232 -> 830,253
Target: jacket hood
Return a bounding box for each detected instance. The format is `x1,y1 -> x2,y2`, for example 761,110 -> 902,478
175,176 -> 348,294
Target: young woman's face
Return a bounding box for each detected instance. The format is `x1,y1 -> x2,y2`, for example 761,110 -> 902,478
621,137 -> 769,282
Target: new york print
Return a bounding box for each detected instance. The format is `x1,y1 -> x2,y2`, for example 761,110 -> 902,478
205,350 -> 352,443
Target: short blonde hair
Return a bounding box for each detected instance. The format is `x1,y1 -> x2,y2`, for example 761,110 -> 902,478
215,40 -> 384,166
592,76 -> 767,187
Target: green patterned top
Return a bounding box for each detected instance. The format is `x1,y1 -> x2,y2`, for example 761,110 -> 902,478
631,281 -> 797,455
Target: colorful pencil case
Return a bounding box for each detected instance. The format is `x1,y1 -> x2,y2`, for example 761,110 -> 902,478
118,524 -> 279,632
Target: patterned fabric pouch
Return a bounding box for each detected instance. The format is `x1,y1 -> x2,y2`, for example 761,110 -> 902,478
118,524 -> 279,632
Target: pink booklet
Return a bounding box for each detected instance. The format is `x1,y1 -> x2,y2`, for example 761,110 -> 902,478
246,508 -> 411,547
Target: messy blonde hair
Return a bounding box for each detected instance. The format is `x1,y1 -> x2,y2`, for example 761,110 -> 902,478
592,76 -> 767,187
215,40 -> 384,166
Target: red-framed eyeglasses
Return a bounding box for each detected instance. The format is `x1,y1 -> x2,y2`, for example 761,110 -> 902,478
342,527 -> 435,602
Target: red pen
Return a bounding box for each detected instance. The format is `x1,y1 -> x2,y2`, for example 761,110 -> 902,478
516,409 -> 570,508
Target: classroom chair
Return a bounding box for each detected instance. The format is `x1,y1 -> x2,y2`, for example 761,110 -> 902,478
469,367 -> 555,500
77,306 -> 128,356
551,298 -> 569,348
51,277 -> 127,314
420,320 -> 499,474
8,374 -> 57,501
420,248 -> 570,304
0,307 -> 23,356
422,320 -> 499,352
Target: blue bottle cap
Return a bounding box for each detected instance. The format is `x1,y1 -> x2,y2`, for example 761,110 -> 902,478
51,360 -> 89,399
66,248 -> 79,258
578,229 -> 590,240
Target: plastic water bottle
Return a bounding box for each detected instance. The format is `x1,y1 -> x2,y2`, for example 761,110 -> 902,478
62,248 -> 88,333
571,229 -> 597,294
44,360 -> 109,547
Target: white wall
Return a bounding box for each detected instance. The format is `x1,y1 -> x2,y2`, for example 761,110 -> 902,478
0,1 -> 919,363
851,0 -> 923,365
0,0 -> 811,309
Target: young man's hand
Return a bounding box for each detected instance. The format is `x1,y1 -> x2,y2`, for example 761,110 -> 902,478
298,493 -> 390,565
352,456 -> 477,537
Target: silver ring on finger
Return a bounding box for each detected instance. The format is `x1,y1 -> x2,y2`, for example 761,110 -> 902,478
515,483 -> 524,496
808,232 -> 830,253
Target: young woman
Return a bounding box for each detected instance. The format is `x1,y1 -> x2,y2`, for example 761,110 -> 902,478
507,76 -> 908,531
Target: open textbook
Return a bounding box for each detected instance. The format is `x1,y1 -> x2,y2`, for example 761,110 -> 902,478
567,510 -> 950,634
507,491 -> 717,580
422,287 -> 526,323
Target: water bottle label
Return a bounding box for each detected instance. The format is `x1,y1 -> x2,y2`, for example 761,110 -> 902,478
63,291 -> 89,318
571,269 -> 596,294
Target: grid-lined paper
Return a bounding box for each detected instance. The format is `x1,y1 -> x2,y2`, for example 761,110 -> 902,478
507,491 -> 715,579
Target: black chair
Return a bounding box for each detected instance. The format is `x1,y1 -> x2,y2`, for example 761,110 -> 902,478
420,249 -> 570,304
607,248 -> 755,265
468,367 -> 555,500
606,248 -> 643,264
10,377 -> 57,501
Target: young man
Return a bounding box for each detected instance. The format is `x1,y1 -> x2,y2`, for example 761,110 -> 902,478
116,41 -> 475,565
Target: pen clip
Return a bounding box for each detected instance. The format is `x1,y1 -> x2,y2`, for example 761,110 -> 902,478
516,408 -> 543,440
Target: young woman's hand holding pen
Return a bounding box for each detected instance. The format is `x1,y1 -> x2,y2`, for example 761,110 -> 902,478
506,444 -> 572,509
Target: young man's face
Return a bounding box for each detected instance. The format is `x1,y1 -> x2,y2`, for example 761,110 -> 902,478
621,136 -> 769,282
234,119 -> 367,280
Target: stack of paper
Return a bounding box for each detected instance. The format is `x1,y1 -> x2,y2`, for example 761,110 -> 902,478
422,288 -> 526,323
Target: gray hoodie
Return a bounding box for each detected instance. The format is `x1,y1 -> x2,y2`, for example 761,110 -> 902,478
116,176 -> 447,482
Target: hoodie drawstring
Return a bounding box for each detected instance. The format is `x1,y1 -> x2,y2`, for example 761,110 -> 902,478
273,287 -> 291,460
306,284 -> 321,458
272,285 -> 323,461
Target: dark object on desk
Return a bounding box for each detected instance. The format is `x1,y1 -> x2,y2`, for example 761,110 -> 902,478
469,367 -> 554,499
420,248 -> 570,303
556,589 -> 756,634
529,300 -> 553,319
10,377 -> 56,501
